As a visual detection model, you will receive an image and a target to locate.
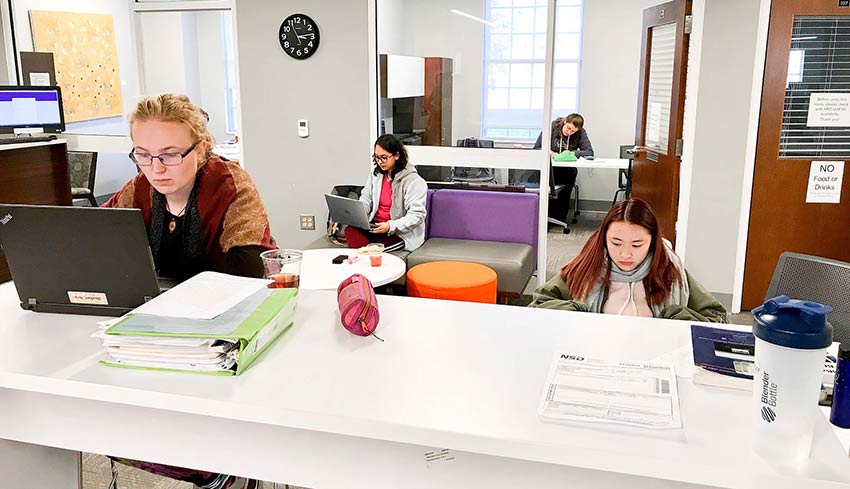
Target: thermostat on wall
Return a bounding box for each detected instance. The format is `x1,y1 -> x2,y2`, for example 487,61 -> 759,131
298,119 -> 309,138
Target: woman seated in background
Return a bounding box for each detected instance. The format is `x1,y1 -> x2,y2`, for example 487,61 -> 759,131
103,93 -> 275,489
103,93 -> 276,282
533,113 -> 594,224
529,199 -> 728,323
345,134 -> 427,252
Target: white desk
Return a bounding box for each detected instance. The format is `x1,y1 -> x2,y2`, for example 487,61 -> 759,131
0,281 -> 848,489
552,157 -> 629,169
299,248 -> 406,289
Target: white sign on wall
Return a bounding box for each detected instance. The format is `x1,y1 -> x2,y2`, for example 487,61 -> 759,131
806,93 -> 850,127
806,161 -> 844,204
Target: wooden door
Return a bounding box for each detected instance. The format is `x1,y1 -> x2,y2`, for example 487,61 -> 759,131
742,0 -> 850,309
631,0 -> 692,242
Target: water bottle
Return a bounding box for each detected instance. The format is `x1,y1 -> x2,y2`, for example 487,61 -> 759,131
751,295 -> 833,467
830,342 -> 850,429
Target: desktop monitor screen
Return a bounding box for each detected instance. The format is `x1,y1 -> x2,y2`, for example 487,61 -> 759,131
0,86 -> 65,134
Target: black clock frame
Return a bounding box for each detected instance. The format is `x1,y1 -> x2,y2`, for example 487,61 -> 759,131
279,14 -> 320,60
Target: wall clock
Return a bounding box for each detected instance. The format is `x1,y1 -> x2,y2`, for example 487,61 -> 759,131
279,14 -> 320,60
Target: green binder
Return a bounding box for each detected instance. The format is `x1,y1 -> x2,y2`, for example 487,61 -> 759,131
100,288 -> 297,376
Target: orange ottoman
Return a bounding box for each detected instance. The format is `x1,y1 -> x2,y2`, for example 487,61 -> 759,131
406,261 -> 497,304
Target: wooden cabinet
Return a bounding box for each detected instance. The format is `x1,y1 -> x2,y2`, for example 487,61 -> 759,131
423,57 -> 453,146
0,141 -> 70,282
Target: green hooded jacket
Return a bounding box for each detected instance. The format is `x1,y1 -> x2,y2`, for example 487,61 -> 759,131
528,271 -> 728,323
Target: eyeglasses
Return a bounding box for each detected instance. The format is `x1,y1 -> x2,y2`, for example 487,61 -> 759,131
130,142 -> 198,167
372,153 -> 394,163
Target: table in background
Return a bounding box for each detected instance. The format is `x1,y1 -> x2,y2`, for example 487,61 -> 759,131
0,139 -> 70,282
299,248 -> 406,289
0,281 -> 848,489
552,157 -> 630,170
552,157 -> 631,215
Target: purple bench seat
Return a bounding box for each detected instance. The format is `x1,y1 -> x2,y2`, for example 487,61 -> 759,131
406,189 -> 538,296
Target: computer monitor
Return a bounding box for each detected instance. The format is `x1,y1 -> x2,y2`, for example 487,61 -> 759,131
0,85 -> 65,134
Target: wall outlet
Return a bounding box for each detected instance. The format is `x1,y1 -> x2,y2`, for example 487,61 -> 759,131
299,214 -> 315,230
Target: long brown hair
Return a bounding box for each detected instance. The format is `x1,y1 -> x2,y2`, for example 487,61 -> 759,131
560,199 -> 682,305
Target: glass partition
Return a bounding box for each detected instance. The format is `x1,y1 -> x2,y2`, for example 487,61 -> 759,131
377,0 -> 583,149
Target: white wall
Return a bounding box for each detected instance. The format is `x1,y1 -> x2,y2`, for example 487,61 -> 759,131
236,0 -> 372,248
576,0 -> 659,202
140,13 -> 189,101
138,11 -> 228,141
196,12 -> 228,141
682,0 -> 761,304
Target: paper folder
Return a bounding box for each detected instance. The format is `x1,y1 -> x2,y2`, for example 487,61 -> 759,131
100,288 -> 297,375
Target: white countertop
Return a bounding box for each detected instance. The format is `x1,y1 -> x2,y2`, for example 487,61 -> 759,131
0,138 -> 67,152
0,281 -> 847,488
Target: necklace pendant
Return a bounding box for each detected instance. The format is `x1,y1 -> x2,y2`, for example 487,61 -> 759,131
168,218 -> 177,233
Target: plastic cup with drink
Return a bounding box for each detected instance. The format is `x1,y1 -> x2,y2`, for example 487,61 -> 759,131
260,249 -> 302,289
366,243 -> 384,267
751,295 -> 833,468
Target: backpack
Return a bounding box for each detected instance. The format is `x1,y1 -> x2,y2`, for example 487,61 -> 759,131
326,185 -> 364,246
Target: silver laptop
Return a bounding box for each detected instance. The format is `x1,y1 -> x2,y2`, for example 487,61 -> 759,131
0,204 -> 165,316
325,193 -> 372,229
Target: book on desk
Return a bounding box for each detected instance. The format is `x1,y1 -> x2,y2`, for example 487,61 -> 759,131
95,277 -> 297,375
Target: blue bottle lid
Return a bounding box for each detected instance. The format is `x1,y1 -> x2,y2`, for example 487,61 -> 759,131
752,295 -> 833,350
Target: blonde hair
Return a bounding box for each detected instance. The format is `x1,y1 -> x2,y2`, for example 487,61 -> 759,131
129,93 -> 214,160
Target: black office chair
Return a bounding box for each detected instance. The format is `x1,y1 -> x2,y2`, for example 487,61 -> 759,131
452,138 -> 497,183
612,144 -> 634,205
547,160 -> 576,234
68,151 -> 99,207
765,252 -> 850,343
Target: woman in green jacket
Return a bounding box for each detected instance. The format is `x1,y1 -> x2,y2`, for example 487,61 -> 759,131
530,199 -> 728,323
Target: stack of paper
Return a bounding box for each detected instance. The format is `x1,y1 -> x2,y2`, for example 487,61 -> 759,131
94,329 -> 240,372
93,272 -> 297,375
538,353 -> 682,429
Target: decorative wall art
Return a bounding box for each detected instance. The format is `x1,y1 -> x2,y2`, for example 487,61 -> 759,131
30,10 -> 123,122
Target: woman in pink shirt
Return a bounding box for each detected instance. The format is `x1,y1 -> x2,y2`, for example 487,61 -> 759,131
345,135 -> 427,252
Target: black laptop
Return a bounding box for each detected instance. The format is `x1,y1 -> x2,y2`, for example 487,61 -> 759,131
0,204 -> 164,316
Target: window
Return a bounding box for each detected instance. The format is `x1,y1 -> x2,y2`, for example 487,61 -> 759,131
780,17 -> 850,158
482,0 -> 583,142
787,48 -> 804,85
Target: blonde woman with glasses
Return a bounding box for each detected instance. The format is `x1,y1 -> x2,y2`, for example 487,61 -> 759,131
103,93 -> 276,283
344,134 -> 427,252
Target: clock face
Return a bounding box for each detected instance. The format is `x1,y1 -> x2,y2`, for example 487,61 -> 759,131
279,14 -> 320,60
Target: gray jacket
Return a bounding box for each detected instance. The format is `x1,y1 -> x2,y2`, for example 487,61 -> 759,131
359,164 -> 427,251
533,124 -> 594,158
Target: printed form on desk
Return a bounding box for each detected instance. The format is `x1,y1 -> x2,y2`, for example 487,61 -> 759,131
538,354 -> 682,429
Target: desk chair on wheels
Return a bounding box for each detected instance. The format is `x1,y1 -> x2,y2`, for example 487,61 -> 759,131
612,144 -> 634,205
765,251 -> 850,343
547,161 -> 579,235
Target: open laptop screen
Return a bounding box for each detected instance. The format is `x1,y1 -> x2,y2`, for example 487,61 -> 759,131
0,204 -> 161,316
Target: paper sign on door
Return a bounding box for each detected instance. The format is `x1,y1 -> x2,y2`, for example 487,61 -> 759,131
806,161 -> 844,204
806,93 -> 850,127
